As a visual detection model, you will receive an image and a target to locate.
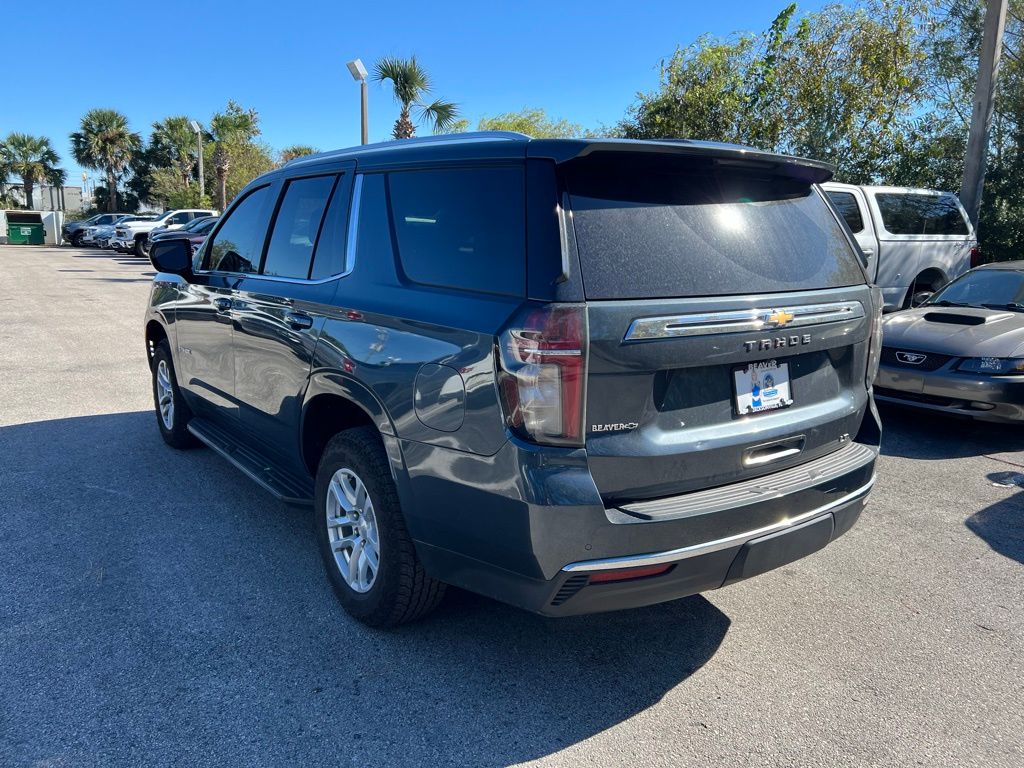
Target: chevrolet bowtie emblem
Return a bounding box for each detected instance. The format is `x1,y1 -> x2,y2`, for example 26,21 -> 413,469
763,309 -> 795,328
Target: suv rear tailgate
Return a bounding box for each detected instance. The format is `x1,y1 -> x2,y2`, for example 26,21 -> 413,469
559,149 -> 871,503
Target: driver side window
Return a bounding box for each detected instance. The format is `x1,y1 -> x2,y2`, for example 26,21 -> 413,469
204,186 -> 272,274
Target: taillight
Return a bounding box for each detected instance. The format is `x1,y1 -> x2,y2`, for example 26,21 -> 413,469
970,246 -> 982,269
866,286 -> 883,388
497,304 -> 587,447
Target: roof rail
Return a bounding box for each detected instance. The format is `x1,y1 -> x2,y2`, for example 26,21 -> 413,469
283,131 -> 531,167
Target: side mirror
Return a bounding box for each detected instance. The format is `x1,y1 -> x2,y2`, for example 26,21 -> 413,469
150,238 -> 192,277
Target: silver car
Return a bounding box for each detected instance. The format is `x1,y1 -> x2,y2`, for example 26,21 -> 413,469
875,261 -> 1024,422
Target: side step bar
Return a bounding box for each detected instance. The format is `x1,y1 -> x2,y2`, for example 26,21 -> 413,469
187,417 -> 314,506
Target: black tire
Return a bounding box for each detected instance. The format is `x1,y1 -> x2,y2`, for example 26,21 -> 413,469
151,342 -> 198,449
314,427 -> 445,627
71,233 -> 83,247
134,236 -> 148,258
904,274 -> 946,309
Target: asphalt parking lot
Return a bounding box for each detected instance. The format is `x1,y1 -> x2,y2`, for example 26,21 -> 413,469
1,244 -> 1022,767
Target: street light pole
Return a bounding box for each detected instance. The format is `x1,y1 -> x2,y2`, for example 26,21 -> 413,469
190,120 -> 205,199
960,0 -> 1009,230
346,58 -> 369,145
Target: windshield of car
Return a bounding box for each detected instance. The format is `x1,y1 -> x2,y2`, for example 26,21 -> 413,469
179,217 -> 210,232
928,269 -> 1024,309
193,217 -> 218,234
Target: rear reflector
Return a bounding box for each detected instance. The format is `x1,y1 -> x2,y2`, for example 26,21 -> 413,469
587,564 -> 674,584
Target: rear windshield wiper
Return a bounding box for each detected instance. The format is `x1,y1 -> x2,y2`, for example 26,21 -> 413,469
982,302 -> 1024,312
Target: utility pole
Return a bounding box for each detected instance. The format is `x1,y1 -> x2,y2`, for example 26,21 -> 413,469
190,121 -> 205,200
960,0 -> 1008,230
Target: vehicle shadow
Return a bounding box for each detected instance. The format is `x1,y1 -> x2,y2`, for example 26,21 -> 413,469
965,481 -> 1024,565
878,403 -> 1024,460
0,411 -> 730,767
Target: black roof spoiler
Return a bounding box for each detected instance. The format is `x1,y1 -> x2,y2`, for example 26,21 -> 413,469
527,138 -> 835,184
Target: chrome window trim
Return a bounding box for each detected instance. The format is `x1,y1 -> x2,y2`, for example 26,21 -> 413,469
194,174 -> 362,286
561,477 -> 875,573
624,300 -> 864,341
343,173 -> 363,277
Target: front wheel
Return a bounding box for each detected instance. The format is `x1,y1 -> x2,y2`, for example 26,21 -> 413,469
314,427 -> 445,627
134,236 -> 148,258
151,342 -> 198,449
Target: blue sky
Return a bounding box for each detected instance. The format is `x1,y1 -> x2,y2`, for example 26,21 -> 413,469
5,0 -> 830,186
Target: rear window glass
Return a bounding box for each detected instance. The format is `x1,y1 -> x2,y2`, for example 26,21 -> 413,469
263,175 -> 337,279
826,191 -> 864,233
387,167 -> 525,296
875,193 -> 969,236
564,160 -> 865,299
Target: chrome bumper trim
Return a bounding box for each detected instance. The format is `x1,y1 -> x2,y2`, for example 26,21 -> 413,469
561,477 -> 875,573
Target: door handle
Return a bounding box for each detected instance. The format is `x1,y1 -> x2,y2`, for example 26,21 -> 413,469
285,312 -> 314,330
862,248 -> 875,256
214,297 -> 232,312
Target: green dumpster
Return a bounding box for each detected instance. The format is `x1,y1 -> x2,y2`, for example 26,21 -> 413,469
6,212 -> 45,245
7,222 -> 45,245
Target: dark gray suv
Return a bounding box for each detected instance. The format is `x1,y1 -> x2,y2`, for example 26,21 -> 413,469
145,132 -> 882,626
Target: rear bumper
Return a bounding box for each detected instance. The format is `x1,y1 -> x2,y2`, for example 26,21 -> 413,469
876,364 -> 1024,422
404,404 -> 880,616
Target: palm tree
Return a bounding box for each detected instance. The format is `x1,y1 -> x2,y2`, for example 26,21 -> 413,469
0,133 -> 60,209
373,56 -> 460,139
150,116 -> 198,188
210,101 -> 259,210
45,166 -> 68,211
280,145 -> 320,164
70,109 -> 141,212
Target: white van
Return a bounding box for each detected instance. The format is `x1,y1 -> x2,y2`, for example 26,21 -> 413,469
823,184 -> 978,311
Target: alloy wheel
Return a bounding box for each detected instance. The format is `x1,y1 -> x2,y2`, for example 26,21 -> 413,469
325,468 -> 381,593
156,360 -> 175,430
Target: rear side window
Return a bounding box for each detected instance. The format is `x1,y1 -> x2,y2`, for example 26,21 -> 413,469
309,177 -> 350,280
262,175 -> 337,279
387,167 -> 525,296
875,193 -> 969,235
204,185 -> 271,274
826,191 -> 864,233
564,158 -> 865,299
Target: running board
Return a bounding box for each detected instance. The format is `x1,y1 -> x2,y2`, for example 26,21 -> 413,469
187,418 -> 314,506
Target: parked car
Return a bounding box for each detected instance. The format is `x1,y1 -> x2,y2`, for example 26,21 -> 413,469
875,261 -> 1024,422
63,212 -> 132,246
90,215 -> 158,249
822,183 -> 978,311
144,133 -> 882,626
146,213 -> 217,244
149,215 -> 218,254
80,214 -> 150,247
113,208 -> 217,256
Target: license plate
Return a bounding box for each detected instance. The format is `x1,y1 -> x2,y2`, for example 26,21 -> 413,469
734,360 -> 792,415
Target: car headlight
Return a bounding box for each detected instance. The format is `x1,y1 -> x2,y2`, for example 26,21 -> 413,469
957,357 -> 1024,375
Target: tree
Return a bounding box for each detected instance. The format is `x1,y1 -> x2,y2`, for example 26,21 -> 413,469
477,107 -> 591,138
70,109 -> 141,212
150,116 -> 199,188
280,145 -> 320,163
209,100 -> 260,209
616,1 -> 932,183
373,56 -> 460,138
0,132 -> 60,210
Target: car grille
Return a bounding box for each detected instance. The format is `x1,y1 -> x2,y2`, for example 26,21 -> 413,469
880,347 -> 954,372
